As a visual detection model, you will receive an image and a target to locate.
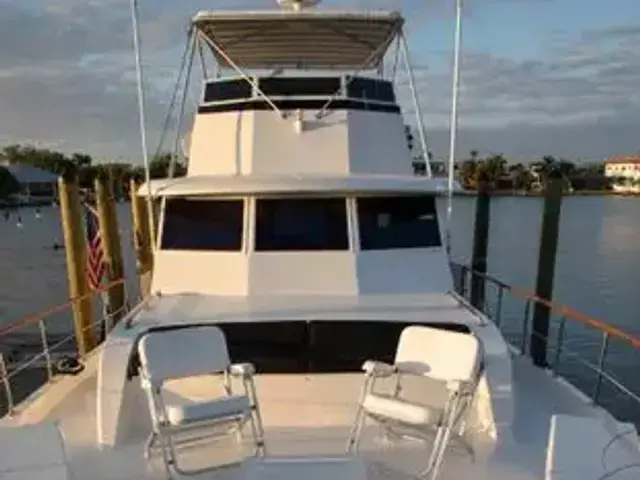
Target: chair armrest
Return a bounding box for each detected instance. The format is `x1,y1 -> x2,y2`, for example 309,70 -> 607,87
229,363 -> 256,377
362,360 -> 396,377
395,361 -> 431,376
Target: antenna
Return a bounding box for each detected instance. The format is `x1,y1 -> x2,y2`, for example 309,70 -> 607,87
277,0 -> 321,11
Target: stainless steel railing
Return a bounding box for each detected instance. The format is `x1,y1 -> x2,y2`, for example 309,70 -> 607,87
451,262 -> 640,425
0,279 -> 133,417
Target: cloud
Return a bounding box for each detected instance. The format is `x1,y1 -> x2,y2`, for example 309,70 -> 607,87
398,20 -> 640,160
0,0 -> 638,161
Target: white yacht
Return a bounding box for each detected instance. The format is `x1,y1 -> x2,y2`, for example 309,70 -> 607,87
1,1 -> 639,480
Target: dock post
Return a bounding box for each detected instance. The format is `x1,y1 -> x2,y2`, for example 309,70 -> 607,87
95,175 -> 126,331
130,179 -> 153,298
469,172 -> 491,310
58,175 -> 95,356
530,168 -> 563,367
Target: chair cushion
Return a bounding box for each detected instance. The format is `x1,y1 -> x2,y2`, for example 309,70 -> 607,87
362,393 -> 442,426
166,395 -> 251,426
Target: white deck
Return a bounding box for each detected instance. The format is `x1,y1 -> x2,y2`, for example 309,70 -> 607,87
3,354 -> 637,480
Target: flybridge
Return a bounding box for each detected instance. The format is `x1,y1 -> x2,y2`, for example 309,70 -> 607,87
173,4 -> 432,176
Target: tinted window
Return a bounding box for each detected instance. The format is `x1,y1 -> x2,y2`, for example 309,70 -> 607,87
203,79 -> 252,102
161,198 -> 244,251
130,321 -> 470,377
255,198 -> 348,251
346,76 -> 396,103
357,196 -> 442,250
259,77 -> 341,96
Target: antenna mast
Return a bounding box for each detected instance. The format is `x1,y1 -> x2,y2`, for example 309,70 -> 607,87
445,0 -> 463,256
129,0 -> 156,250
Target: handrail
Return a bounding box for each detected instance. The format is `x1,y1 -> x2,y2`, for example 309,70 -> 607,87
452,261 -> 640,420
459,265 -> 640,350
0,277 -> 132,417
0,278 -> 127,337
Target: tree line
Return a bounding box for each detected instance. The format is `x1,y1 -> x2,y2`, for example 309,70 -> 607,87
452,151 -> 610,193
404,126 -> 613,193
0,139 -> 623,201
0,145 -> 186,200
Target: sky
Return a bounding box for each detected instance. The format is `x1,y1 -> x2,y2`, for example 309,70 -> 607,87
0,0 -> 638,163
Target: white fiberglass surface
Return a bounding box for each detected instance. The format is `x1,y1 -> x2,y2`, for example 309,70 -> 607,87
11,354 -> 633,480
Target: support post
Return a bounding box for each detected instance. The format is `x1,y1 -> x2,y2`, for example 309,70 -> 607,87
530,169 -> 563,367
58,175 -> 95,355
95,175 -> 126,330
130,179 -> 153,298
469,173 -> 490,310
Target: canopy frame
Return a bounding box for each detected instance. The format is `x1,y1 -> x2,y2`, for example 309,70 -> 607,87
191,11 -> 405,71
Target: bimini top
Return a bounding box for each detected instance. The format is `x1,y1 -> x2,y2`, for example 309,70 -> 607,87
192,10 -> 404,70
137,174 -> 458,197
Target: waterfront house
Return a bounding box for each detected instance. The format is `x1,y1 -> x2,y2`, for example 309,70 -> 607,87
0,157 -> 59,204
604,155 -> 640,193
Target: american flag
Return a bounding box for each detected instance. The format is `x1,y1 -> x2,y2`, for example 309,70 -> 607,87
85,203 -> 105,290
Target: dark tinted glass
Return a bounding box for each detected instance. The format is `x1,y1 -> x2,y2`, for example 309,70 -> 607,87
161,198 -> 244,251
203,79 -> 252,102
357,196 -> 442,250
346,76 -> 396,103
129,321 -> 470,377
255,198 -> 349,251
258,77 -> 341,96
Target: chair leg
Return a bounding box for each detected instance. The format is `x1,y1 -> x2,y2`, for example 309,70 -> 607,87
346,405 -> 366,454
423,395 -> 464,480
244,378 -> 267,457
155,432 -> 176,480
425,425 -> 445,474
144,432 -> 156,460
247,410 -> 266,457
426,424 -> 455,480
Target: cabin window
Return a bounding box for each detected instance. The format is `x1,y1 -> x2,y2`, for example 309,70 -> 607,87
129,321 -> 471,378
346,76 -> 396,103
258,77 -> 341,96
357,195 -> 442,250
219,321 -> 470,373
255,198 -> 349,251
203,79 -> 252,103
161,198 -> 244,251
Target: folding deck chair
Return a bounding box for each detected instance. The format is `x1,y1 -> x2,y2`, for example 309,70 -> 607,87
137,325 -> 266,478
346,325 -> 482,480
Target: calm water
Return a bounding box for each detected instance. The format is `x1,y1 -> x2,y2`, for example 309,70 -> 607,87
0,197 -> 639,420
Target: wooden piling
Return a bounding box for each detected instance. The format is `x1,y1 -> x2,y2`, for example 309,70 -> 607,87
95,175 -> 126,330
469,172 -> 491,310
58,175 -> 95,355
130,179 -> 153,297
530,168 -> 564,367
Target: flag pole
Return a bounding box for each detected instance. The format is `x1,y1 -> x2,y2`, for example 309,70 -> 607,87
83,197 -> 110,341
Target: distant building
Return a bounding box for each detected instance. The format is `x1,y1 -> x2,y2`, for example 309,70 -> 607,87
603,156 -> 640,193
0,158 -> 59,203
